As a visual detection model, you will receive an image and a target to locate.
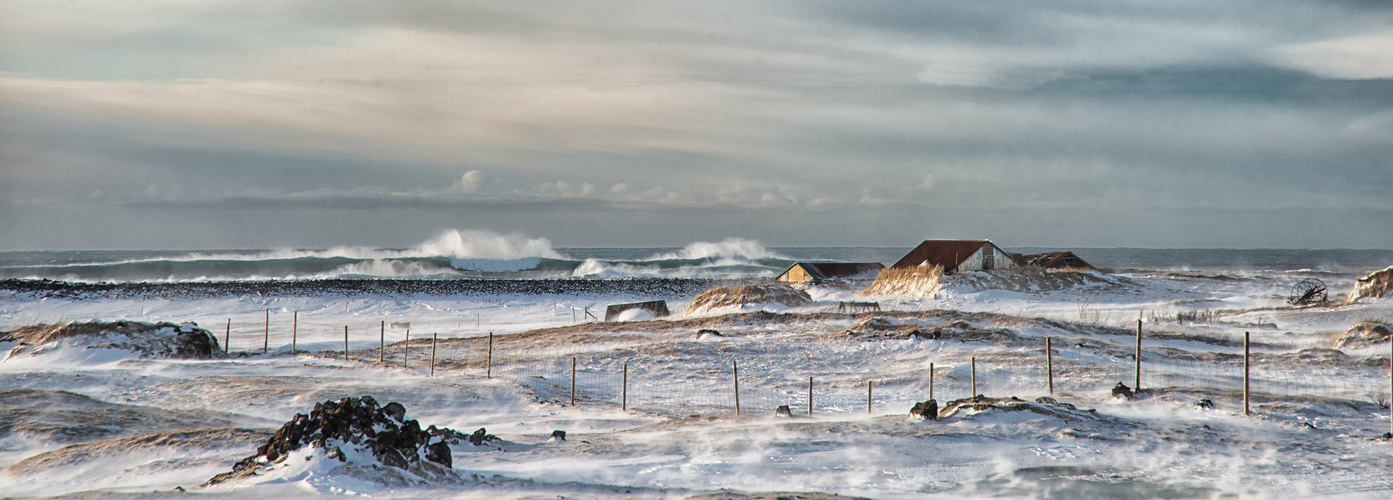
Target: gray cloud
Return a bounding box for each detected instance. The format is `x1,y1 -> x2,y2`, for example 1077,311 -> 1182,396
1,0 -> 1390,250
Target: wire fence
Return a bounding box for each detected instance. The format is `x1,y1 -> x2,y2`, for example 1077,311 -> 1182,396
205,312 -> 1393,421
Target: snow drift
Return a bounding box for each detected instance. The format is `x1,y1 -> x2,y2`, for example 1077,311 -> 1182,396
3,320 -> 225,360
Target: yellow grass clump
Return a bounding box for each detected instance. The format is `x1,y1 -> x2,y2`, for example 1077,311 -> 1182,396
685,284 -> 813,315
1348,265 -> 1393,303
858,265 -> 943,297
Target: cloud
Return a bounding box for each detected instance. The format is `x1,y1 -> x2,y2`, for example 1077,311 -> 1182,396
1270,34 -> 1393,80
454,170 -> 484,193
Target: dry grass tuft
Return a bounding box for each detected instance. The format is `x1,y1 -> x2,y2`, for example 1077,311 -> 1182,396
858,266 -> 942,297
685,285 -> 813,315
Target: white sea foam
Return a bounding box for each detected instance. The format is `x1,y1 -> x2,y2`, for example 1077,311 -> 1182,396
648,238 -> 786,261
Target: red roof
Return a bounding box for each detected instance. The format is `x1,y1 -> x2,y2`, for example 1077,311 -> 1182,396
1019,251 -> 1095,270
891,240 -> 992,271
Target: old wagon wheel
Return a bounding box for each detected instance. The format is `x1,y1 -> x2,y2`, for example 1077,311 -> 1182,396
1287,278 -> 1328,306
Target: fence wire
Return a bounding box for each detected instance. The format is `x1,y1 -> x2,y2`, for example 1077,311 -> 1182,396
206,313 -> 1393,419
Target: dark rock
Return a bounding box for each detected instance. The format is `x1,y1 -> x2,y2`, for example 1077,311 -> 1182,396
550,430 -> 566,442
696,329 -> 723,338
1111,382 -> 1133,400
425,441 -> 453,467
774,405 -> 792,417
1195,398 -> 1214,409
468,428 -> 497,446
1303,422 -> 1318,430
204,396 -> 460,486
909,399 -> 938,420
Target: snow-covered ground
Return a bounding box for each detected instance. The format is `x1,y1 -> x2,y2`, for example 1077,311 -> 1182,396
1,270 -> 1391,498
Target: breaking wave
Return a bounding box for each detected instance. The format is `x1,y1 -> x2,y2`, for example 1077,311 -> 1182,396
0,232 -> 793,282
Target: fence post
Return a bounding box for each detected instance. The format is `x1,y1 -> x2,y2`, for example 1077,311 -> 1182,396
1046,336 -> 1054,396
928,362 -> 934,401
292,311 -> 298,353
1389,336 -> 1392,435
224,319 -> 230,354
343,326 -> 349,362
263,308 -> 269,354
971,357 -> 977,396
808,376 -> 814,416
622,363 -> 628,411
1243,331 -> 1250,416
379,321 -> 384,364
733,361 -> 740,416
1135,319 -> 1142,391
570,357 -> 577,406
430,333 -> 438,377
404,329 -> 410,369
486,332 -> 493,379
867,381 -> 873,415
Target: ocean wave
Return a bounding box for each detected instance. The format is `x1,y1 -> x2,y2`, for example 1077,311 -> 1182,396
647,238 -> 787,261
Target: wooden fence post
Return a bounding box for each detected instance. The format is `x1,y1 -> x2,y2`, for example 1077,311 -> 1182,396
343,326 -> 348,362
622,363 -> 628,411
928,362 -> 934,401
570,357 -> 577,406
1135,319 -> 1143,392
1243,331 -> 1250,416
379,321 -> 384,364
733,361 -> 740,416
808,376 -> 813,416
224,319 -> 230,354
430,333 -> 438,377
970,357 -> 977,397
292,311 -> 298,352
263,308 -> 269,354
1046,336 -> 1054,396
404,329 -> 409,369
867,381 -> 873,415
486,332 -> 493,379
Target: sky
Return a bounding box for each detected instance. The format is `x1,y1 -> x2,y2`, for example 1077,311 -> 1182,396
1,0 -> 1390,251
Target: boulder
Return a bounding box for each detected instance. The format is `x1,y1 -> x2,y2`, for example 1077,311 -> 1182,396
774,405 -> 793,417
1111,382 -> 1133,400
909,399 -> 938,420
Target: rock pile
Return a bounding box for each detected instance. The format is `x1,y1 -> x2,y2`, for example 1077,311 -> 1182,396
206,396 -> 483,486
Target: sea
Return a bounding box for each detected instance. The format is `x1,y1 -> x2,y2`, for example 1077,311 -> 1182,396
1,244 -> 1390,283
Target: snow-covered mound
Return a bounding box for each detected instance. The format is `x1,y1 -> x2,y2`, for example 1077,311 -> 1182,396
1333,321 -> 1392,348
858,265 -> 942,297
685,284 -> 813,314
1348,265 -> 1393,302
2,320 -> 225,360
205,396 -> 484,488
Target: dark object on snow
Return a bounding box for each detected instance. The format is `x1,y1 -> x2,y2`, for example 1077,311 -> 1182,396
696,329 -> 723,338
467,428 -> 496,446
1380,432 -> 1393,441
1288,278 -> 1328,306
204,396 -> 457,486
1111,382 -> 1133,400
550,430 -> 566,442
775,405 -> 792,417
1303,422 -> 1319,430
909,399 -> 938,420
604,300 -> 670,321
1195,398 -> 1214,409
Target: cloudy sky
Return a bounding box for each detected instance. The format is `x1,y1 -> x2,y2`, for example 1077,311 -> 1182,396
1,0 -> 1390,250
